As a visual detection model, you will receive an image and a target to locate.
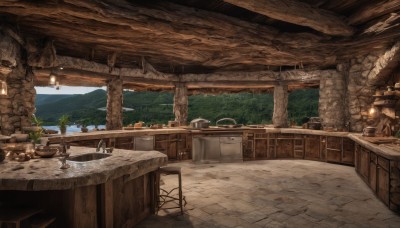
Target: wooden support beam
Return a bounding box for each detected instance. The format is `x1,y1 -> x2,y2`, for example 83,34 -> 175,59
223,0 -> 354,36
349,0 -> 400,25
368,41 -> 400,86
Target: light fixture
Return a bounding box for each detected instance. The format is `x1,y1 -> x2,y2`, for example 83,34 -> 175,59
59,66 -> 64,70
55,81 -> 60,90
49,74 -> 57,85
0,80 -> 7,96
368,106 -> 377,118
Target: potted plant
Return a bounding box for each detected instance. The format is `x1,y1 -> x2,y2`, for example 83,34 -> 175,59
80,119 -> 89,133
29,129 -> 43,145
58,115 -> 69,134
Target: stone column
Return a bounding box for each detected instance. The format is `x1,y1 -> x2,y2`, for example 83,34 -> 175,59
318,70 -> 346,130
272,84 -> 288,128
0,30 -> 35,135
106,78 -> 123,130
173,83 -> 188,126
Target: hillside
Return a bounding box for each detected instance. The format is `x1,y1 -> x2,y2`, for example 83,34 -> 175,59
35,89 -> 319,126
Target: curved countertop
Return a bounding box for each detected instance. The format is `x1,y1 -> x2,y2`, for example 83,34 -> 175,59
0,147 -> 168,191
44,127 -> 400,159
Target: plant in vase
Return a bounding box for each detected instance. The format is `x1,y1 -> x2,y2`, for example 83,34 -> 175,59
58,115 -> 70,134
80,119 -> 89,133
29,129 -> 43,145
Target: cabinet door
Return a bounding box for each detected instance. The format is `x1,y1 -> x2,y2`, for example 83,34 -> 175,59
293,138 -> 304,158
377,156 -> 390,206
254,139 -> 268,159
355,144 -> 361,173
342,138 -> 355,165
276,139 -> 293,158
304,135 -> 320,160
359,148 -> 370,183
369,154 -> 377,192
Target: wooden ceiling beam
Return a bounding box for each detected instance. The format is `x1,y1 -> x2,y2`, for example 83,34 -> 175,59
223,0 -> 354,36
349,0 -> 400,25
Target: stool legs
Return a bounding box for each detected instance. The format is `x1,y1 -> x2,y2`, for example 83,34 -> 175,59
178,173 -> 183,215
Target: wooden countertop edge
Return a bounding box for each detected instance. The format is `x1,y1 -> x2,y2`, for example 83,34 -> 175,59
348,134 -> 400,161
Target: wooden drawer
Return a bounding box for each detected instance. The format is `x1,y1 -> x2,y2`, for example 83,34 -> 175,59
326,136 -> 341,150
378,156 -> 389,171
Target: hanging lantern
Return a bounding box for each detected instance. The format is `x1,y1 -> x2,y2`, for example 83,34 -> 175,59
0,80 -> 7,96
49,74 -> 57,85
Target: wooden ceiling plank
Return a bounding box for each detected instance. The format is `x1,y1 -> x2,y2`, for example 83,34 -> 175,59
223,0 -> 354,36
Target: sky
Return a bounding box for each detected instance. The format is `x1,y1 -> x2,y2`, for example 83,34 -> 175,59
35,86 -> 105,94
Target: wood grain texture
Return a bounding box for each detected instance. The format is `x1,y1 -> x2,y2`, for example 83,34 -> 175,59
224,0 -> 354,36
349,0 -> 400,25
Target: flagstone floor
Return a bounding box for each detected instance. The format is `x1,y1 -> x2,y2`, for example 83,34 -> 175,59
137,160 -> 400,228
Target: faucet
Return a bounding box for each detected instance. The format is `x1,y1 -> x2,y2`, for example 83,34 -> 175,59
59,138 -> 70,169
97,139 -> 113,153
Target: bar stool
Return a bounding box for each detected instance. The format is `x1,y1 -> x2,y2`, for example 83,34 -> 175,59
155,166 -> 184,215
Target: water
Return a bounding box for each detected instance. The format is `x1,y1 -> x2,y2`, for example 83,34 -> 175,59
43,125 -> 106,134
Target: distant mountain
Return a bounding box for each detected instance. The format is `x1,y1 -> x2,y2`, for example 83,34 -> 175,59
35,89 -> 319,126
35,94 -> 76,106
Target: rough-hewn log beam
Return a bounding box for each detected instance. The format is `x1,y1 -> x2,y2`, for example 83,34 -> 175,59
0,0 -> 336,69
368,41 -> 400,86
32,55 -> 331,86
349,0 -> 400,25
224,0 -> 354,36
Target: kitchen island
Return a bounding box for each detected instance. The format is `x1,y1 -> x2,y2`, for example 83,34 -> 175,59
0,147 -> 167,227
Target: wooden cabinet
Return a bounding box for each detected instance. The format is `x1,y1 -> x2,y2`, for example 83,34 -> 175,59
355,144 -> 391,207
377,156 -> 390,206
293,136 -> 304,158
276,134 -> 294,158
342,138 -> 355,165
326,136 -> 342,163
359,147 -> 370,183
254,133 -> 269,159
155,134 -> 189,160
304,135 -> 320,160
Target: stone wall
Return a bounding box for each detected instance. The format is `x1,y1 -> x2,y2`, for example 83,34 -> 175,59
272,84 -> 288,128
173,83 -> 188,126
347,42 -> 400,132
0,31 -> 35,136
319,69 -> 346,130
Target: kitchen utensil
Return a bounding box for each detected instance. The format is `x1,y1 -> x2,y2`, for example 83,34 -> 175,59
190,117 -> 210,129
35,146 -> 59,158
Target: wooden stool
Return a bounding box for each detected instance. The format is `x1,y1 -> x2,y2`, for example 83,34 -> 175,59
155,166 -> 184,215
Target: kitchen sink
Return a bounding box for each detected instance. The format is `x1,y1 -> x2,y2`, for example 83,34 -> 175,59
67,153 -> 111,162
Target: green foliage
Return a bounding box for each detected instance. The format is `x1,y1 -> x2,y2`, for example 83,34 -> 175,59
58,115 -> 70,128
36,89 -> 319,126
29,129 -> 43,144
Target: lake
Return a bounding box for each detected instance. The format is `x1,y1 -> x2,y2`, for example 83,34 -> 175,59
43,125 -> 106,134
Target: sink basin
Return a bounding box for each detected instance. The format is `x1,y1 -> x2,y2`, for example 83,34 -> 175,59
67,153 -> 111,162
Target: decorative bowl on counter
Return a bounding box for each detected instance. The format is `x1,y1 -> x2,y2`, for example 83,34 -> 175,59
35,146 -> 59,158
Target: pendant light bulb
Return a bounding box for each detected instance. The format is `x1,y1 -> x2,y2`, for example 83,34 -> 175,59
0,81 -> 7,96
49,74 -> 56,85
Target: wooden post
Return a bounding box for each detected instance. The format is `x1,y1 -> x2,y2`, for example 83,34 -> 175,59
106,78 -> 123,130
272,84 -> 289,128
173,83 -> 188,126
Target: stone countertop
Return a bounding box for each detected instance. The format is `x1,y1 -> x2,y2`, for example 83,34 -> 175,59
264,127 -> 351,137
0,146 -> 168,191
47,128 -> 188,143
348,134 -> 400,161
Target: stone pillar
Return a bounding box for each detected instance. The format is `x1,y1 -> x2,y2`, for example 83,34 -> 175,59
272,84 -> 288,128
173,83 -> 188,126
319,70 -> 346,130
106,78 -> 123,130
0,30 -> 35,136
